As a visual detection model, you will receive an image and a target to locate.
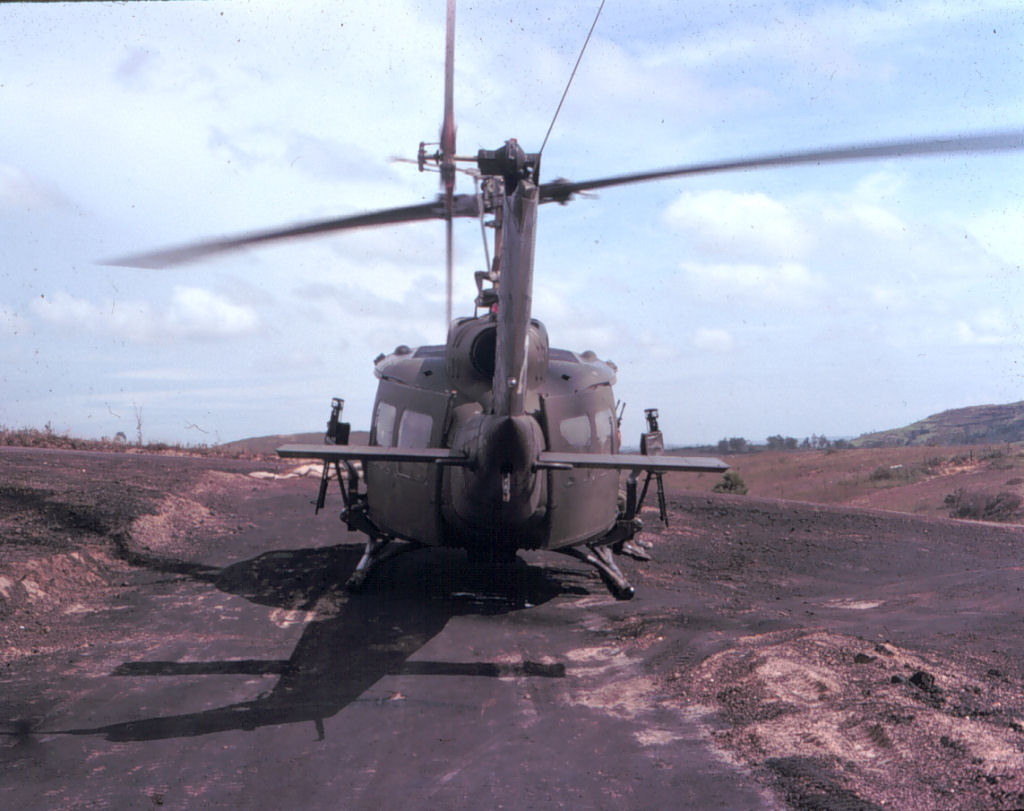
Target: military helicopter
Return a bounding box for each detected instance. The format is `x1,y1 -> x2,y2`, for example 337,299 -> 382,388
112,2 -> 1024,599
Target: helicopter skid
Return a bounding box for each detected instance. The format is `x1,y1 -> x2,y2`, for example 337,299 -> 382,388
346,536 -> 411,592
617,540 -> 652,561
560,542 -> 635,601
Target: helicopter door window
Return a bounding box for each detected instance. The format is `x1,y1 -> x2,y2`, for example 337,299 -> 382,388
372,402 -> 397,447
595,409 -> 615,452
559,414 -> 592,451
397,409 -> 433,449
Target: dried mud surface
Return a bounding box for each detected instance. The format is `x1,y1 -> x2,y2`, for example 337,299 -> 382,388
3,447 -> 1024,809
1,448 -> 283,661
632,493 -> 1024,809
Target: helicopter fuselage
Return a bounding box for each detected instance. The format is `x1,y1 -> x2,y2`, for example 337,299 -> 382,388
277,155 -> 727,597
365,314 -> 621,559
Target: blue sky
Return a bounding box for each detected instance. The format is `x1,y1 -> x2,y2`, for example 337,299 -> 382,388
2,1 -> 1022,446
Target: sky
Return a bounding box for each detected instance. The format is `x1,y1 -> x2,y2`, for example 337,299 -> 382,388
2,0 -> 1022,447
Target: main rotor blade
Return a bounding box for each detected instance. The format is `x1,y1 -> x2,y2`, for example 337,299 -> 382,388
442,0 -> 457,326
105,198 -> 476,269
445,215 -> 454,325
539,129 -> 1024,204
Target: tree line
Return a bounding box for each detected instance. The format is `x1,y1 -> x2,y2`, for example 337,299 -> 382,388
715,434 -> 853,454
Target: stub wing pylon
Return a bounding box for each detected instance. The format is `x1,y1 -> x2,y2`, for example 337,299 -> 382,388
536,452 -> 727,473
278,444 -> 727,474
277,443 -> 467,465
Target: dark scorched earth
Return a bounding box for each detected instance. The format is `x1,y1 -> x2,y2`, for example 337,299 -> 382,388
2,446 -> 1023,809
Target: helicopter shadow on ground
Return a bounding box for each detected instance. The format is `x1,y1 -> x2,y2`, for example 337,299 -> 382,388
63,541 -> 590,743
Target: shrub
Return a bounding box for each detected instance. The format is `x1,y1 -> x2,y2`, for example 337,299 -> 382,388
945,489 -> 1022,521
713,471 -> 748,495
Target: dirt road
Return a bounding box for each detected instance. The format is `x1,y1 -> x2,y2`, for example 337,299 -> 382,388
3,447 -> 1023,808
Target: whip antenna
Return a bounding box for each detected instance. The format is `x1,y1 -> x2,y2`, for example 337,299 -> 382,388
539,0 -> 606,156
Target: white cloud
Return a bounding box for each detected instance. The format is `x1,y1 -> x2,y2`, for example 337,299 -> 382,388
110,366 -> 206,381
868,285 -> 910,310
818,173 -> 909,240
968,205 -> 1024,268
30,287 -> 258,341
679,260 -> 821,304
167,286 -> 259,337
847,204 -> 906,238
0,304 -> 31,336
692,327 -> 734,352
852,170 -> 907,201
0,164 -> 71,211
664,189 -> 809,263
955,308 -> 1017,345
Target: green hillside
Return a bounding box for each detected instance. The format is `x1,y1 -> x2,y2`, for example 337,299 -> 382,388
853,401 -> 1024,447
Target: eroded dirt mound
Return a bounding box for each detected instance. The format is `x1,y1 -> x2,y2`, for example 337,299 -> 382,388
676,630 -> 1024,809
0,474 -> 145,635
0,547 -> 134,663
127,470 -> 253,560
0,450 -> 275,662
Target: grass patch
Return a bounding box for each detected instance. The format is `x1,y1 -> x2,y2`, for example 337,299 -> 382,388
0,426 -> 249,458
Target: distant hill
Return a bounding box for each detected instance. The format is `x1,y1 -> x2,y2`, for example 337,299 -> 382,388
222,401 -> 1024,455
219,430 -> 370,456
852,401 -> 1024,447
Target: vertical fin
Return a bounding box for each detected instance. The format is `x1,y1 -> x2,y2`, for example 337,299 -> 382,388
492,179 -> 538,417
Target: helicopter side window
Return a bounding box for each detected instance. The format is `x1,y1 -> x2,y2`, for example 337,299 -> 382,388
559,414 -> 592,451
397,409 -> 433,449
595,408 -> 615,453
372,401 -> 397,447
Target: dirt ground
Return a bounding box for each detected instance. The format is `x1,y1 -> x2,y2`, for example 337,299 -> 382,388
716,444 -> 1024,523
3,446 -> 1024,809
